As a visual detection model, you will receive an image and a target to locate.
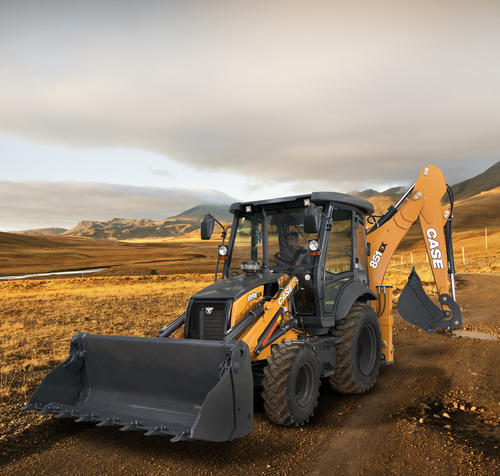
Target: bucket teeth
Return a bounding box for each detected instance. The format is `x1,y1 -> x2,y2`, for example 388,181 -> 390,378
75,413 -> 99,423
170,431 -> 189,443
55,410 -> 78,419
119,421 -> 144,432
41,403 -> 60,414
75,415 -> 89,423
97,418 -> 121,427
144,426 -> 170,436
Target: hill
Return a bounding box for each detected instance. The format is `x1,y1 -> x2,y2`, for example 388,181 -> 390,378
16,227 -> 67,235
64,203 -> 233,240
355,186 -> 406,200
171,203 -> 232,222
452,186 -> 500,229
451,161 -> 500,200
353,187 -> 407,216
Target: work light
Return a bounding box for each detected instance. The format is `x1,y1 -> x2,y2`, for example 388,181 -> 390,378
308,239 -> 319,251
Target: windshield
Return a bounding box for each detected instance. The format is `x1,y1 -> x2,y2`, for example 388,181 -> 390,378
228,207 -> 320,272
229,214 -> 263,267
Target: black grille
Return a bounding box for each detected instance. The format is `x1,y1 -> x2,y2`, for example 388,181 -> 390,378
186,300 -> 231,340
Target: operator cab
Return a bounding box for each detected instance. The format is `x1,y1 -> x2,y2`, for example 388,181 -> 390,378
228,204 -> 318,313
203,192 -> 375,334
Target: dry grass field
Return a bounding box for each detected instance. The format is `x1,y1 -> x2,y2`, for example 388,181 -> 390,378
0,232 -> 220,277
0,274 -> 213,444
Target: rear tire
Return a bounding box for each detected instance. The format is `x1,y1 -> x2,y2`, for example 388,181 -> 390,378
262,341 -> 320,426
329,302 -> 381,394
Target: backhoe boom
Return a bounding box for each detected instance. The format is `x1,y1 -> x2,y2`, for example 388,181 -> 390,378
366,164 -> 462,362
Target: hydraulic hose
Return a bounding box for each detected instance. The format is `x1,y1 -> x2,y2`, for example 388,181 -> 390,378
444,185 -> 456,300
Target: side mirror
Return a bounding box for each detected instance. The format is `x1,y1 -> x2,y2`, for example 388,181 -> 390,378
201,214 -> 215,240
304,205 -> 320,234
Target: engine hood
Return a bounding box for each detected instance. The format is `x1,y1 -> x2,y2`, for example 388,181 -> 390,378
191,271 -> 283,301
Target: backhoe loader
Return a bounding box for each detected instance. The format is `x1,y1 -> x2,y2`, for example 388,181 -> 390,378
24,164 -> 462,442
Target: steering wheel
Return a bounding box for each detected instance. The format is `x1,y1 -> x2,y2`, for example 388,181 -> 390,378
273,249 -> 308,266
295,248 -> 308,265
273,252 -> 292,266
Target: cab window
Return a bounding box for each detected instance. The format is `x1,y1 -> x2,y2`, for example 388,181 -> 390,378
326,209 -> 353,275
324,209 -> 353,313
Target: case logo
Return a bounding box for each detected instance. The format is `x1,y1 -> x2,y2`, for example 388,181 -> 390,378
279,282 -> 295,306
426,228 -> 444,269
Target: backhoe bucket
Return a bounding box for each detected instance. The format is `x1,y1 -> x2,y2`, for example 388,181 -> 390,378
23,333 -> 253,442
398,268 -> 461,332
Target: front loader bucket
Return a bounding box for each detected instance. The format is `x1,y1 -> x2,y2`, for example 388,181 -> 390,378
23,334 -> 253,442
398,268 -> 461,332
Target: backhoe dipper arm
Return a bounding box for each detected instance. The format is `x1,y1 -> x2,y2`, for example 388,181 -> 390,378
366,164 -> 462,332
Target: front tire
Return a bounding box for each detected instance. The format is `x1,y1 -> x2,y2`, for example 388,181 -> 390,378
329,302 -> 381,394
262,341 -> 320,426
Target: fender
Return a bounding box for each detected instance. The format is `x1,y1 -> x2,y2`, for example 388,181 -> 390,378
333,280 -> 377,321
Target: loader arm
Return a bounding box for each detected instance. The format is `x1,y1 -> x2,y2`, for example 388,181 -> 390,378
366,164 -> 461,360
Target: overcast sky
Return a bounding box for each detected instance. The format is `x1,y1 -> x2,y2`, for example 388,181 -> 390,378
1,1 -> 499,230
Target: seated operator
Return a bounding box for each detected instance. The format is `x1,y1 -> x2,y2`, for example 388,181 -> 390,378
273,231 -> 308,266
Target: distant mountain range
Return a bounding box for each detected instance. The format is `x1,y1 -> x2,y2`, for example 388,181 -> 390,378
354,186 -> 407,199
16,227 -> 68,235
52,203 -> 233,240
16,161 -> 499,238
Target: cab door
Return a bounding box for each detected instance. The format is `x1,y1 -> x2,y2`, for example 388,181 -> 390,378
323,208 -> 354,315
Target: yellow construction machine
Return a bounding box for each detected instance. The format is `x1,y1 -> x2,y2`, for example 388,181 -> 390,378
24,164 -> 461,441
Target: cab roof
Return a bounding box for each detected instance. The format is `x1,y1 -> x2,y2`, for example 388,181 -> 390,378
230,192 -> 374,216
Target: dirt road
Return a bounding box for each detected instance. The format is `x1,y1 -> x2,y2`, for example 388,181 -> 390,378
1,273 -> 498,475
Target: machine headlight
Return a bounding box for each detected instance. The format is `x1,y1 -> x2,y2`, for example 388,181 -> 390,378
308,239 -> 319,251
218,245 -> 228,256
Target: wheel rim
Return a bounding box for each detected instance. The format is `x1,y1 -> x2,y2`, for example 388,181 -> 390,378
295,362 -> 314,407
357,323 -> 377,376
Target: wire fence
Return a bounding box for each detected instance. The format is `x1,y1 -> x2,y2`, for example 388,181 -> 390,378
389,227 -> 498,274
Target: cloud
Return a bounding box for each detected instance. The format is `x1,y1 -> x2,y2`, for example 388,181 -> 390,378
0,181 -> 236,231
0,1 -> 499,189
151,169 -> 172,177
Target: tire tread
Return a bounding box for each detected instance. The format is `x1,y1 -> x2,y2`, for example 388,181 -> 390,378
262,341 -> 320,426
329,302 -> 380,394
